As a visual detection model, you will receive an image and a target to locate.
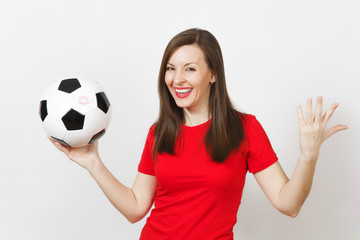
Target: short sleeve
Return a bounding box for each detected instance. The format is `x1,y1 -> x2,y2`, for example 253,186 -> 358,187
245,115 -> 278,173
138,126 -> 156,176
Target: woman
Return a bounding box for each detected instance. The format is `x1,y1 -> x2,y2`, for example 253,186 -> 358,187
49,28 -> 347,239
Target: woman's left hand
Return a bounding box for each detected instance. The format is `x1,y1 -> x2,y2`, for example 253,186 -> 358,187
297,96 -> 348,162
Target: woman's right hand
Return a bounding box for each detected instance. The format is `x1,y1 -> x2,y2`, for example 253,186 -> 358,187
48,136 -> 101,171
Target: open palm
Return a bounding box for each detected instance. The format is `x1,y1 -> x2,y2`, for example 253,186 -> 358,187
297,96 -> 348,161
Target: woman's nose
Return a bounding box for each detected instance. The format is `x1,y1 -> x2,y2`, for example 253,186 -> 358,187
174,71 -> 186,85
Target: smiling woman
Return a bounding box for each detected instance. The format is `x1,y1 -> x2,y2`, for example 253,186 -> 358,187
165,45 -> 215,121
155,29 -> 245,163
48,28 -> 347,240
138,28 -> 346,239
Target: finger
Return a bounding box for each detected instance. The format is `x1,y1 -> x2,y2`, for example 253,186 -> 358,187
47,135 -> 55,143
48,136 -> 70,154
324,124 -> 348,140
306,98 -> 313,123
323,102 -> 339,123
315,96 -> 323,123
47,136 -> 62,149
297,104 -> 305,125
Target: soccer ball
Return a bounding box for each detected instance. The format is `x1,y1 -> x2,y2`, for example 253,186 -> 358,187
39,78 -> 112,147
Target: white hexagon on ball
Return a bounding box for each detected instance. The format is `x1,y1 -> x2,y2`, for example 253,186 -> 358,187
39,78 -> 112,147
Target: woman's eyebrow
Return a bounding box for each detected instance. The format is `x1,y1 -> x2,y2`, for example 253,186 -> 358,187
166,62 -> 198,66
184,62 -> 198,66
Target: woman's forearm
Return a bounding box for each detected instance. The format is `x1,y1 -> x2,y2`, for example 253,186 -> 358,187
88,159 -> 141,223
48,134 -> 155,223
276,155 -> 317,217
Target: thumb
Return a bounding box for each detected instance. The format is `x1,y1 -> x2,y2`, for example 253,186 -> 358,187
325,125 -> 348,140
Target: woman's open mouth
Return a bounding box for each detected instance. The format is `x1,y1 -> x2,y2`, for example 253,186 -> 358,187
174,88 -> 193,98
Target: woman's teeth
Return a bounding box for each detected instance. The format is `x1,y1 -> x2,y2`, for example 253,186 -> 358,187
175,88 -> 192,94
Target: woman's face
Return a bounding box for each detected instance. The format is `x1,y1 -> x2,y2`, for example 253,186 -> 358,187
165,44 -> 214,113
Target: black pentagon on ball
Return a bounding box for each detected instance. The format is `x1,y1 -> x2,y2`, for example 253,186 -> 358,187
61,109 -> 85,130
89,129 -> 106,144
39,100 -> 48,121
96,92 -> 110,114
58,78 -> 81,93
51,136 -> 71,147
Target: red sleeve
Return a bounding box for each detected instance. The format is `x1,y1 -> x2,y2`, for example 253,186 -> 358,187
245,115 -> 278,173
138,126 -> 156,176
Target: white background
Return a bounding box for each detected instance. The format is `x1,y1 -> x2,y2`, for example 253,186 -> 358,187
1,0 -> 359,239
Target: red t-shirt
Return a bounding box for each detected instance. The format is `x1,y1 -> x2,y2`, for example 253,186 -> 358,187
138,114 -> 278,240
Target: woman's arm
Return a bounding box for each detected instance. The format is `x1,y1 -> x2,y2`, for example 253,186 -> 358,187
49,139 -> 157,223
90,163 -> 157,223
253,96 -> 347,217
254,160 -> 315,217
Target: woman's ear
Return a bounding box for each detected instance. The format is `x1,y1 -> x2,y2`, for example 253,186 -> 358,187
210,71 -> 216,84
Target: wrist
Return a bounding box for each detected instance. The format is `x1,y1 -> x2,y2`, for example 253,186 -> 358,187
299,152 -> 319,163
87,156 -> 104,176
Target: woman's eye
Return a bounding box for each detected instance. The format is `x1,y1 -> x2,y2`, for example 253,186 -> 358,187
166,67 -> 175,71
186,67 -> 196,71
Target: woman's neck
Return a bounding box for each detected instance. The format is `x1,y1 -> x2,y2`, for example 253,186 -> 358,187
183,107 -> 210,127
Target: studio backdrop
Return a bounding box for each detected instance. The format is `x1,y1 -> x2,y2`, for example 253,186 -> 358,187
0,0 -> 359,239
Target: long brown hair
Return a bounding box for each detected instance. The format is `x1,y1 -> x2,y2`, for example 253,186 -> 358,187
153,28 -> 245,163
